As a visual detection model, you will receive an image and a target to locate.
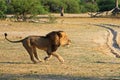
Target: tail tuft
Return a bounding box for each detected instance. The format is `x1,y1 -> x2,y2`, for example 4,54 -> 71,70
4,33 -> 7,37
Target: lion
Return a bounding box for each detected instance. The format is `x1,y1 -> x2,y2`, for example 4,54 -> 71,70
4,31 -> 71,64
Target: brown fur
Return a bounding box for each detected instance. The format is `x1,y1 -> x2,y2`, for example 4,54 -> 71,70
4,31 -> 71,63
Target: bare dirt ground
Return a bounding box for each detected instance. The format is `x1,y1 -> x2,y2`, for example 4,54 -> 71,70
0,15 -> 120,80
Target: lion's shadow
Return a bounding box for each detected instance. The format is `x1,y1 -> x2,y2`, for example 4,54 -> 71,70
0,73 -> 120,80
95,61 -> 120,64
0,74 -> 104,80
0,61 -> 32,64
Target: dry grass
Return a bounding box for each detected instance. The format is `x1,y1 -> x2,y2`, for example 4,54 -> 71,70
0,16 -> 120,80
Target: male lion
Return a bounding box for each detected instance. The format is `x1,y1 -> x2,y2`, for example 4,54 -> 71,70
4,31 -> 71,63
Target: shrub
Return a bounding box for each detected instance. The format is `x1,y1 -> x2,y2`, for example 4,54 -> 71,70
62,0 -> 80,13
79,1 -> 99,13
7,0 -> 47,21
0,0 -> 7,19
0,11 -> 6,19
47,14 -> 57,23
41,0 -> 62,13
41,0 -> 80,13
97,0 -> 115,11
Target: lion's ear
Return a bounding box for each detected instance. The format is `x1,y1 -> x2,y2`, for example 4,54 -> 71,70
56,31 -> 65,38
57,32 -> 62,38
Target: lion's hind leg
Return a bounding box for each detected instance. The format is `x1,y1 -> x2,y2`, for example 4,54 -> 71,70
23,43 -> 37,64
32,46 -> 43,62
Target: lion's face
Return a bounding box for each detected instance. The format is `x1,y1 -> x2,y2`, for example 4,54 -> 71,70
46,31 -> 71,48
59,31 -> 71,46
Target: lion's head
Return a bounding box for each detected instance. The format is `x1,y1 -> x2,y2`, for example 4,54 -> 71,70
58,31 -> 71,46
46,31 -> 71,52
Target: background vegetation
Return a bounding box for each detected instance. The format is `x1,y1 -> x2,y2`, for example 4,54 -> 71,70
0,0 -> 120,19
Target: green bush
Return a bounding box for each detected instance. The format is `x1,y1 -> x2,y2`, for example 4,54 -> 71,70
0,0 -> 7,19
84,3 -> 99,12
0,0 -> 7,12
7,0 -> 47,21
97,0 -> 115,11
79,1 -> 99,13
0,11 -> 6,19
3,0 -> 120,16
41,0 -> 80,13
41,0 -> 62,13
47,14 -> 57,23
62,0 -> 80,13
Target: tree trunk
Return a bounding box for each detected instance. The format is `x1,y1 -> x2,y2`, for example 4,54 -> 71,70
112,0 -> 120,16
60,7 -> 64,16
115,0 -> 119,8
92,0 -> 96,4
6,0 -> 11,4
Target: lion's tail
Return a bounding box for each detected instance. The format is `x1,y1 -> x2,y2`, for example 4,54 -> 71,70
4,33 -> 23,43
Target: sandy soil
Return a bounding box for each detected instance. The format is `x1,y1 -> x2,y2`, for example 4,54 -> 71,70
0,16 -> 120,80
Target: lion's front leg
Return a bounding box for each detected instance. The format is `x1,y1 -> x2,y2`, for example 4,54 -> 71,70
44,51 -> 64,63
52,53 -> 64,63
44,55 -> 52,61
